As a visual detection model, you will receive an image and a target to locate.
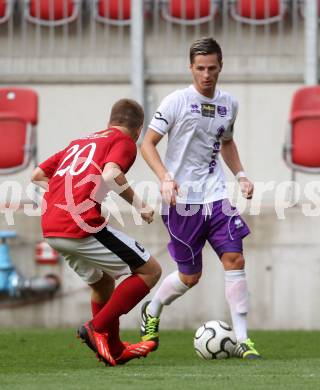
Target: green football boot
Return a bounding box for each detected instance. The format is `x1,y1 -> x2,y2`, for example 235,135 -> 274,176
140,300 -> 160,350
233,338 -> 262,359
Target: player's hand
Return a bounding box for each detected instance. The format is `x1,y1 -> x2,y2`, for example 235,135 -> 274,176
140,205 -> 154,224
160,179 -> 179,206
238,177 -> 254,199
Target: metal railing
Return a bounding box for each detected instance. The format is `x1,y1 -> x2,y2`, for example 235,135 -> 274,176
0,0 -> 317,82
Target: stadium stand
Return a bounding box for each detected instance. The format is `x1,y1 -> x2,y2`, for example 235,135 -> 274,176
0,0 -> 309,81
0,0 -> 14,23
229,0 -> 288,25
93,0 -> 131,25
23,0 -> 81,26
0,88 -> 38,174
283,86 -> 320,176
160,0 -> 220,25
1,1 -> 315,28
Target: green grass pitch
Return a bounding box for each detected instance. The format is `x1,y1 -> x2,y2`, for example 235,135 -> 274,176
0,329 -> 319,390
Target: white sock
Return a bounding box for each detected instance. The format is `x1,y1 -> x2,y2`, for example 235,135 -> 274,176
147,271 -> 189,317
225,269 -> 249,343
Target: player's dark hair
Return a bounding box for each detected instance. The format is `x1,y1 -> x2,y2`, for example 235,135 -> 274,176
189,37 -> 222,65
109,99 -> 144,133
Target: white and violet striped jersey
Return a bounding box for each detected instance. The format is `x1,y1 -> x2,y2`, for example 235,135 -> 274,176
149,84 -> 238,204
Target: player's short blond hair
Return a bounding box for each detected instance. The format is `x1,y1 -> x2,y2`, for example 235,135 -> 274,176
109,99 -> 144,133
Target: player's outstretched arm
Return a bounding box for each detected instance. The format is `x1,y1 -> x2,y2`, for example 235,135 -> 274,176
220,139 -> 254,199
102,162 -> 154,223
141,129 -> 179,205
31,167 -> 49,190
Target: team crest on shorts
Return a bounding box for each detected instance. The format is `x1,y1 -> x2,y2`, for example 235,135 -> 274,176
201,104 -> 216,118
234,218 -> 244,229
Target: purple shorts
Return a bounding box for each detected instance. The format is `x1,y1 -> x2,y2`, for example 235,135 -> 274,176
162,199 -> 250,275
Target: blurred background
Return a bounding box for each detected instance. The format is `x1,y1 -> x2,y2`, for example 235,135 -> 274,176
0,0 -> 319,330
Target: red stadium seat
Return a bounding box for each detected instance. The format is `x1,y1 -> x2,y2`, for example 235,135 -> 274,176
230,0 -> 287,25
0,0 -> 14,24
0,88 -> 38,174
161,0 -> 219,25
94,0 -> 131,25
283,86 -> 320,177
24,0 -> 80,26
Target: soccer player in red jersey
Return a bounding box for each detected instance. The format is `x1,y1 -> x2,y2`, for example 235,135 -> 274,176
32,99 -> 161,366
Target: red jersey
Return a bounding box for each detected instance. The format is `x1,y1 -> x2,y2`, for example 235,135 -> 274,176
39,128 -> 137,238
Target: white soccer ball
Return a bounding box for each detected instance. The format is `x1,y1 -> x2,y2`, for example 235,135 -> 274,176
194,320 -> 236,360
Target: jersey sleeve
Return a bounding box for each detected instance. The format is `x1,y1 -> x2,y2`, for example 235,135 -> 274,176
221,97 -> 239,141
38,149 -> 65,179
148,91 -> 182,136
103,138 -> 137,173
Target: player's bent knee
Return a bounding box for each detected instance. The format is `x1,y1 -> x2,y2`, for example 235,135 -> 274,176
179,272 -> 202,288
134,256 -> 162,289
184,279 -> 200,288
221,253 -> 245,270
149,259 -> 162,286
233,255 -> 245,270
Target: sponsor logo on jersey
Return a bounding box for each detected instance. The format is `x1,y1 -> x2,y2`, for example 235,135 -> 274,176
190,104 -> 201,113
234,218 -> 244,229
201,103 -> 215,118
154,111 -> 169,125
217,105 -> 227,117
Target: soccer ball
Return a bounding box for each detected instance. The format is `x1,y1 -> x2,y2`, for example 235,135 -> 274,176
194,320 -> 236,360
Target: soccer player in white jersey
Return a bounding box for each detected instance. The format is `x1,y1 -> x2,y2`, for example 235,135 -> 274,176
140,37 -> 261,359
